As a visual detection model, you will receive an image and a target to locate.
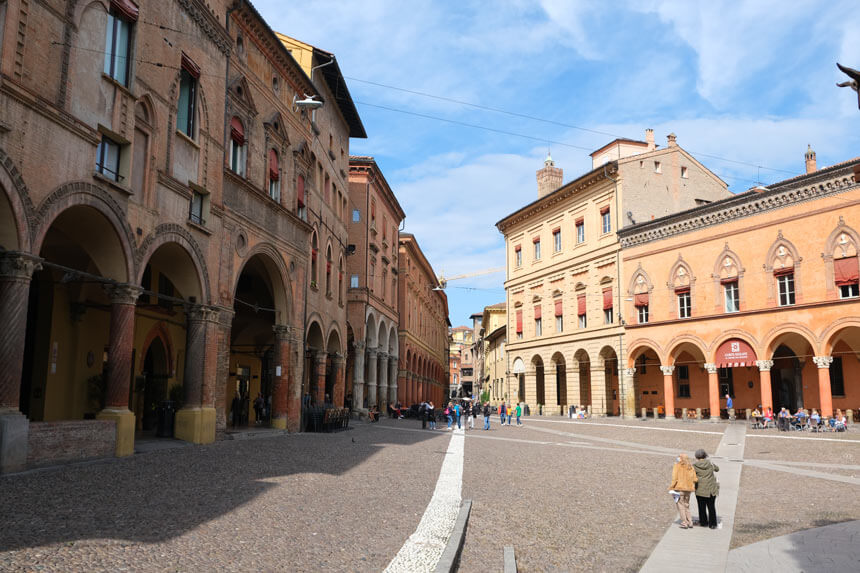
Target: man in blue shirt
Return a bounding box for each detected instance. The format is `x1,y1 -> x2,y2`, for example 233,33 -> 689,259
725,394 -> 733,409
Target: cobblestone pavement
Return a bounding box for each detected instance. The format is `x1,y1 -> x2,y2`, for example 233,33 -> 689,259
1,416 -> 857,572
0,420 -> 448,573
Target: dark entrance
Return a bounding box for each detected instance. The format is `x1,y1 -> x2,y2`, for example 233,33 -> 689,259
139,339 -> 169,432
772,344 -> 803,411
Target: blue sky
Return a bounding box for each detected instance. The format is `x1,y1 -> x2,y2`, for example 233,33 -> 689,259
255,0 -> 860,327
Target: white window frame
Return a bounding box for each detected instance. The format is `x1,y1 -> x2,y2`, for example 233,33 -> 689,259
724,281 -> 739,313
602,210 -> 611,234
553,230 -> 562,252
229,138 -> 247,177
268,175 -> 280,202
534,240 -> 541,261
777,273 -> 795,306
576,222 -> 585,244
535,318 -> 542,337
578,314 -> 587,329
515,249 -> 522,267
604,308 -> 613,324
839,283 -> 859,299
556,315 -> 563,332
104,12 -> 132,86
189,191 -> 205,225
678,292 -> 691,319
637,305 -> 648,324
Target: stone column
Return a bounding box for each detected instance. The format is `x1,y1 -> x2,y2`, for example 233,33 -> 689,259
813,356 -> 834,417
287,331 -> 302,431
352,341 -> 366,413
623,368 -> 637,418
268,325 -> 291,430
755,360 -> 774,412
388,356 -> 398,404
314,351 -> 328,404
377,351 -> 388,409
0,252 -> 41,474
366,347 -> 378,408
704,363 -> 719,420
544,366 -> 558,415
660,365 -> 675,419
98,283 -> 142,457
175,305 -> 219,444
333,353 -> 346,407
214,308 -> 234,436
398,368 -> 407,404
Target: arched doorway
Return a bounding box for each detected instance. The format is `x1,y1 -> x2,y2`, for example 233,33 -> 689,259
629,346 -> 662,416
138,337 -> 169,432
325,328 -> 342,405
511,357 -> 525,403
574,349 -> 591,411
824,324 -> 860,415
668,341 -> 708,417
305,320 -> 325,406
600,347 -> 619,416
551,352 -> 567,408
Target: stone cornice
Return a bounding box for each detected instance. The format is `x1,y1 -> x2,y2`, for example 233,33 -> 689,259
619,161 -> 858,248
496,163 -> 615,233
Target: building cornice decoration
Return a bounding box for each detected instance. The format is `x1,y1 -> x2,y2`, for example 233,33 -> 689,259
178,0 -> 232,55
619,164 -> 858,248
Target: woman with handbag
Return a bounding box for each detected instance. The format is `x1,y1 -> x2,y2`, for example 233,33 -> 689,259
693,449 -> 720,529
669,454 -> 697,529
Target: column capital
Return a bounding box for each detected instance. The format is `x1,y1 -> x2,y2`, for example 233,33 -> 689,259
624,368 -> 636,377
755,360 -> 774,372
378,351 -> 388,360
0,251 -> 42,279
704,363 -> 718,374
273,324 -> 293,340
315,350 -> 328,363
660,365 -> 675,376
366,346 -> 378,357
187,304 -> 220,323
354,340 -> 366,351
104,283 -> 143,305
333,352 -> 346,365
813,355 -> 833,369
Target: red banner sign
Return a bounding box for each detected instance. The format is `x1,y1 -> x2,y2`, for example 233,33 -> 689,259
715,338 -> 756,368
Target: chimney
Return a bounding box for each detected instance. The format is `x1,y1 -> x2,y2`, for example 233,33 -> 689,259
805,144 -> 817,174
667,133 -> 677,148
645,128 -> 655,151
537,153 -> 563,198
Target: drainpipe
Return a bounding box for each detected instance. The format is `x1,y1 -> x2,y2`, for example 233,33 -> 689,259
604,162 -> 625,418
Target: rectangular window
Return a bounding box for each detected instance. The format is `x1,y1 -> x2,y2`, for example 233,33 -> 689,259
601,207 -> 611,234
602,287 -> 613,324
515,246 -> 522,267
579,314 -> 586,328
724,281 -> 739,313
554,298 -> 563,332
654,161 -> 662,173
352,209 -> 360,222
576,220 -> 585,243
604,309 -> 613,324
556,315 -> 563,332
553,228 -> 561,252
103,11 -> 133,86
830,356 -> 845,396
677,365 -> 690,398
777,273 -> 795,306
535,318 -> 542,336
681,166 -> 688,178
269,177 -> 280,202
189,191 -> 205,225
96,136 -> 122,182
533,238 -> 541,260
678,291 -> 691,318
637,305 -> 649,324
840,283 -> 859,298
229,139 -> 246,177
177,55 -> 199,137
577,294 -> 586,328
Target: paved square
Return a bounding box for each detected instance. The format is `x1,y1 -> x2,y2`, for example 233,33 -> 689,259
1,417 -> 858,572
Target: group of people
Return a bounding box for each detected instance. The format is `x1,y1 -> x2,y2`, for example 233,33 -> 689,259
230,390 -> 271,428
749,405 -> 851,431
412,400 -> 525,431
669,449 -> 720,529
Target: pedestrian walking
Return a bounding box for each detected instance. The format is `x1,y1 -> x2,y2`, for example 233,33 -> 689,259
253,392 -> 264,424
515,403 -> 522,426
669,453 -> 697,529
506,404 -> 513,425
420,401 -> 427,429
428,401 -> 436,430
468,401 -> 475,429
693,449 -> 720,529
483,402 -> 491,430
445,402 -> 453,430
499,401 -> 506,426
455,401 -> 462,429
230,390 -> 241,428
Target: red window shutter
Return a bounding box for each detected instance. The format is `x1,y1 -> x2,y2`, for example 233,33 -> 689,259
269,149 -> 279,181
674,286 -> 690,294
575,217 -> 584,226
181,52 -> 201,79
297,175 -> 305,207
554,299 -> 563,317
532,236 -> 540,243
773,266 -> 793,277
720,277 -> 737,285
311,248 -> 317,263
600,206 -> 610,215
552,227 -> 561,234
835,256 -> 860,285
634,293 -> 649,307
603,287 -> 613,310
514,245 -> 521,252
516,310 -> 523,333
534,305 -> 541,319
230,117 -> 245,145
577,294 -> 586,316
111,0 -> 139,21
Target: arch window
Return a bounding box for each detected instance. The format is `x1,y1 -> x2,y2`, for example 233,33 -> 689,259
767,236 -> 799,307
632,272 -> 650,324
310,232 -> 318,288
297,174 -> 307,220
831,228 -> 859,298
325,245 -> 333,296
715,249 -> 742,313
338,257 -> 345,305
229,117 -> 247,176
268,149 -> 280,202
177,53 -> 199,138
672,264 -> 692,319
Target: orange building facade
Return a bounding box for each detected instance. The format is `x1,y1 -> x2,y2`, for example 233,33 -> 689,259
618,157 -> 860,420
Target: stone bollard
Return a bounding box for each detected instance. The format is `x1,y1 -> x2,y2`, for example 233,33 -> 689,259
696,408 -> 702,421
641,407 -> 647,419
847,409 -> 854,423
681,407 -> 688,420
653,407 -> 661,420
745,408 -> 752,421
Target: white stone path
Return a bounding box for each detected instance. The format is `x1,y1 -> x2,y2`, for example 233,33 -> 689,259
383,427 -> 464,573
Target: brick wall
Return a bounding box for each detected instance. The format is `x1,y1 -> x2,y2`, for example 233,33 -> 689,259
27,420 -> 117,467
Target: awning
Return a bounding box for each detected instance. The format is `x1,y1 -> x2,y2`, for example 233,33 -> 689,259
555,299 -> 563,316
715,338 -> 757,368
634,293 -> 649,307
230,117 -> 245,145
575,217 -> 584,226
268,149 -> 279,181
599,205 -> 610,215
835,256 -> 859,286
577,294 -> 586,316
534,305 -> 541,319
297,175 -> 305,207
516,310 -> 523,333
111,0 -> 139,21
602,287 -> 613,310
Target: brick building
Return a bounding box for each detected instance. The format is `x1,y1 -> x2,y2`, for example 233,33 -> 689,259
449,325 -> 472,397
398,234 -> 449,406
0,0 -> 365,473
618,152 -> 860,421
496,131 -> 731,417
345,156 -> 404,412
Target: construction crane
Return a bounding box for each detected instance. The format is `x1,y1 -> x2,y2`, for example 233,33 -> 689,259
436,267 -> 505,290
